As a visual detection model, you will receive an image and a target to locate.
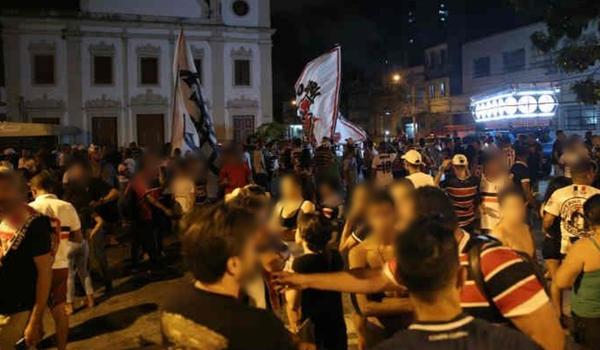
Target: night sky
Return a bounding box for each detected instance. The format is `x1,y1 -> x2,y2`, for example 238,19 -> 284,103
0,0 -> 538,121
271,0 -> 537,120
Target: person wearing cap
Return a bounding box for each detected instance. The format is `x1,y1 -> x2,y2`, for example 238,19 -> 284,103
402,149 -> 434,188
435,154 -> 481,232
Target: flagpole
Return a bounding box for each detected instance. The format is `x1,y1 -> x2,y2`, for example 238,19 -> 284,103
170,29 -> 183,155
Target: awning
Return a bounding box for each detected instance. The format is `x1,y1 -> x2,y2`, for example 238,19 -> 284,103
0,122 -> 79,138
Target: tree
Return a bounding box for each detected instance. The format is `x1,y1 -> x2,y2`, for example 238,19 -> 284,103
253,122 -> 287,143
511,0 -> 600,104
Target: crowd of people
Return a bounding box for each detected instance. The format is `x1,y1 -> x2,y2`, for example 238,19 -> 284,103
1,129 -> 600,349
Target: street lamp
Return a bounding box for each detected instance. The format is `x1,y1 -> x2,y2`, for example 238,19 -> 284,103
392,74 -> 401,83
291,99 -> 297,106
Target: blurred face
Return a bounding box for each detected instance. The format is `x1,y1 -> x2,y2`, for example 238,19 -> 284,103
68,164 -> 89,182
484,157 -> 503,177
453,165 -> 468,176
500,194 -> 527,223
231,231 -> 260,284
318,184 -> 334,199
390,185 -> 416,231
0,178 -> 23,217
280,177 -> 301,199
350,186 -> 369,214
366,202 -> 397,243
558,133 -> 566,141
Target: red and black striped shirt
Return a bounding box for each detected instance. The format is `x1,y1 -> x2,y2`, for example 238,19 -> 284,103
384,231 -> 548,323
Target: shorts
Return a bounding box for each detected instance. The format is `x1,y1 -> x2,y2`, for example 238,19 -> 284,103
542,234 -> 563,260
49,268 -> 68,308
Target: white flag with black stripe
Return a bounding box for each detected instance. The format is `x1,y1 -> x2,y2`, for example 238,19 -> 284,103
171,30 -> 219,174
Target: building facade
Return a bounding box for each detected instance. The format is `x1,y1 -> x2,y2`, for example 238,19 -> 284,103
462,22 -> 600,132
0,0 -> 273,147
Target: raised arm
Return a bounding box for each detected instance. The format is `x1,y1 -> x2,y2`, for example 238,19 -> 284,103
274,268 -> 397,294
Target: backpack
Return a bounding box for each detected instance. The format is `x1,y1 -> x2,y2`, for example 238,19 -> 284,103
467,234 -> 549,321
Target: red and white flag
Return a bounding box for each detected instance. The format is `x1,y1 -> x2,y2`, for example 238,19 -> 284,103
334,113 -> 367,143
295,47 -> 341,145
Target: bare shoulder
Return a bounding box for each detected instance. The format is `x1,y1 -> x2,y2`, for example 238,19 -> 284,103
301,200 -> 316,213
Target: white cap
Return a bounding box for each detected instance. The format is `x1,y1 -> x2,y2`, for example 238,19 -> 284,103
452,154 -> 468,166
402,149 -> 423,165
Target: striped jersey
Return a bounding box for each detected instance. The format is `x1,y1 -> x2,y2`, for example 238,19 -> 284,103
441,175 -> 480,228
372,153 -> 397,188
479,175 -> 509,231
384,231 -> 548,323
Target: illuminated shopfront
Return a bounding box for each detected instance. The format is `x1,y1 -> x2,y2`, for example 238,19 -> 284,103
470,87 -> 559,125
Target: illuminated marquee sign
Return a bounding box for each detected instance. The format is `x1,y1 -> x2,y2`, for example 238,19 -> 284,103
470,88 -> 559,122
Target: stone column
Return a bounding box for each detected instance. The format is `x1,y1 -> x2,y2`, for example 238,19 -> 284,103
121,29 -> 131,145
65,24 -> 83,140
258,37 -> 273,125
210,0 -> 223,23
2,21 -> 22,121
209,35 -> 226,140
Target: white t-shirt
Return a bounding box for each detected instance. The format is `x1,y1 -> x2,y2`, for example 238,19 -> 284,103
171,176 -> 196,215
405,172 -> 434,188
29,194 -> 81,269
372,153 -> 396,187
544,184 -> 600,253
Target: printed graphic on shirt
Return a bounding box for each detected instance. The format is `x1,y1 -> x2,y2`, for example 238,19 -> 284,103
372,153 -> 397,187
545,184 -> 600,252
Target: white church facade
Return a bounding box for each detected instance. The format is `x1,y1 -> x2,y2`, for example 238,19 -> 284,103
0,0 -> 273,147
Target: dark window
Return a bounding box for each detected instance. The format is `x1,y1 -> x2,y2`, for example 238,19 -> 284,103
193,58 -> 203,84
232,0 -> 250,16
33,54 -> 55,84
502,48 -> 526,73
473,56 -> 491,78
140,57 -> 159,85
429,52 -> 436,68
440,49 -> 447,66
234,59 -> 251,86
93,55 -> 113,85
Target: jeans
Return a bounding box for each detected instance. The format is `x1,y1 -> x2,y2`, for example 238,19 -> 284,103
89,230 -> 112,289
131,220 -> 159,266
67,240 -> 94,303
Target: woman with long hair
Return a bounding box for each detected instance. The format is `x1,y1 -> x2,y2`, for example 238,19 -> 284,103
339,183 -> 371,253
271,174 -> 315,242
554,194 -> 600,348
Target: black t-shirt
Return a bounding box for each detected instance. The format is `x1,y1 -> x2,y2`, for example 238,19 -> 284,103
161,279 -> 295,350
373,313 -> 541,350
510,162 -> 531,192
552,140 -> 563,164
292,250 -> 345,324
0,215 -> 52,314
64,178 -> 116,228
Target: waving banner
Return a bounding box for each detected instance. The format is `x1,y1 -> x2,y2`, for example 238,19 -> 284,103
334,113 -> 367,143
295,46 -> 341,145
171,30 -> 219,173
